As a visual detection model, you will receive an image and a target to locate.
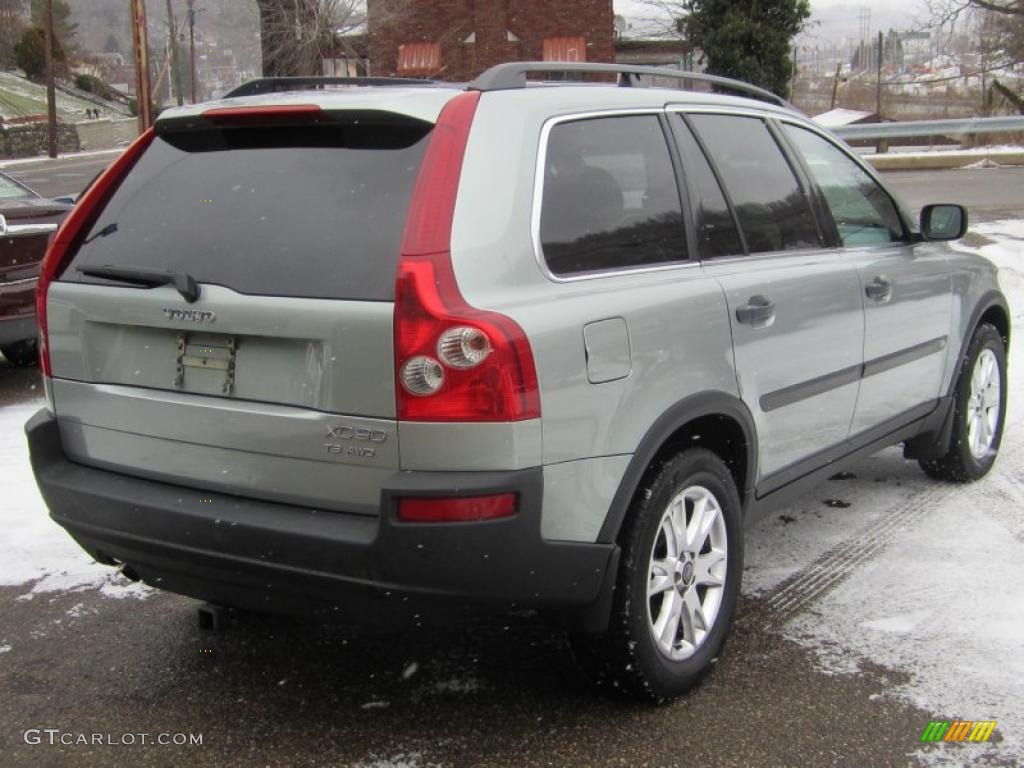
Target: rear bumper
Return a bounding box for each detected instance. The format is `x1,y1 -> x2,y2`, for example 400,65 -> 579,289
0,312 -> 35,346
0,276 -> 36,345
26,410 -> 616,615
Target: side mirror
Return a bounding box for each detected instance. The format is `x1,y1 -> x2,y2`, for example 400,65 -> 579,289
920,204 -> 967,241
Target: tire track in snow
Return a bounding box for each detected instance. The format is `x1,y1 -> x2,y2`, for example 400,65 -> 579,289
757,373 -> 1024,628
756,480 -> 960,629
976,446 -> 1024,544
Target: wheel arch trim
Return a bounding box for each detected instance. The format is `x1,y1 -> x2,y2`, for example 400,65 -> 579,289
596,391 -> 757,544
950,290 -> 1010,398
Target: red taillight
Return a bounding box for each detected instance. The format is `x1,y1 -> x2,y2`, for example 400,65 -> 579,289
397,493 -> 517,523
36,128 -> 156,376
394,92 -> 541,422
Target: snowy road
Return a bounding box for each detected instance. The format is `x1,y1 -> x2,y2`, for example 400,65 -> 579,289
0,221 -> 1021,767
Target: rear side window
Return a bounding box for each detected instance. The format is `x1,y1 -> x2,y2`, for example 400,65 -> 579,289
62,116 -> 432,301
782,124 -> 906,247
689,114 -> 821,255
539,115 -> 687,277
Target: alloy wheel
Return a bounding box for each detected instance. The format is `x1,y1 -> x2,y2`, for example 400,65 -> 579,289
646,485 -> 728,661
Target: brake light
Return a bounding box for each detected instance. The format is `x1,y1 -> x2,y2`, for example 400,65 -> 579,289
394,92 -> 540,422
397,493 -> 517,523
202,104 -> 326,125
36,128 -> 156,376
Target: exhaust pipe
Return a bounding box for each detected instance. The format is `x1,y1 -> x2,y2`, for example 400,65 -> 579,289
197,602 -> 230,632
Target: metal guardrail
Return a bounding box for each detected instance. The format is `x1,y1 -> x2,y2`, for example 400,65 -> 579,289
832,115 -> 1024,141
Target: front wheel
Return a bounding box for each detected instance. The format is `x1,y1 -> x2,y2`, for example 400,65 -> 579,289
571,448 -> 743,700
919,322 -> 1007,482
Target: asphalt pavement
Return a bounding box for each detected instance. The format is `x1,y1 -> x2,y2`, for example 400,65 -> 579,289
0,151 -> 120,200
883,166 -> 1024,222
0,161 -> 1021,767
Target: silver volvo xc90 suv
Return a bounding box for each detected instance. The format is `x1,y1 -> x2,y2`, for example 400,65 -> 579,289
28,63 -> 1009,699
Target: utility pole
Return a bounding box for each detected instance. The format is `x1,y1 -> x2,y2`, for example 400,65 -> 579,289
876,30 -> 887,154
166,0 -> 183,106
130,0 -> 153,132
43,0 -> 57,158
830,61 -> 841,110
875,30 -> 883,116
187,0 -> 197,104
789,45 -> 798,100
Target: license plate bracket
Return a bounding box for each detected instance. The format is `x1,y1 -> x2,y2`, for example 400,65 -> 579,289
174,332 -> 238,394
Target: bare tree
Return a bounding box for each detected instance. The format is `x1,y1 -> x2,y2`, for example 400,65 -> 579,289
923,1 -> 1023,70
921,0 -> 1024,112
628,1 -> 689,38
256,0 -> 408,77
966,0 -> 1023,15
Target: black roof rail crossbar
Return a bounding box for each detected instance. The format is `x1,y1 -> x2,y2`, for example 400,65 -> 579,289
469,62 -> 796,111
225,76 -> 442,99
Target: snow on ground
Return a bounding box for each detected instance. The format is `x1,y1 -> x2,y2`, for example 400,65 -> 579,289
354,753 -> 432,768
0,71 -> 126,122
746,220 -> 1024,762
881,144 -> 1024,157
0,402 -> 149,600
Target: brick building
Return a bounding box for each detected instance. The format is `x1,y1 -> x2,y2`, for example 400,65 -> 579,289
367,0 -> 615,81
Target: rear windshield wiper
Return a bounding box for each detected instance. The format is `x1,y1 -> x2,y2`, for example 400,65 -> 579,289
76,264 -> 201,303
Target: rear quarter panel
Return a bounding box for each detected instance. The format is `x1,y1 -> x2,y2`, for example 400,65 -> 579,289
449,91 -> 738,541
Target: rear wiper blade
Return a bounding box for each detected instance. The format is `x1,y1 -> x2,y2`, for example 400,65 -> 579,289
76,264 -> 200,303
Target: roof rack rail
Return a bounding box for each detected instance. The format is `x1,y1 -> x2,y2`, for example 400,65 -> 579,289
469,62 -> 797,111
224,76 -> 441,99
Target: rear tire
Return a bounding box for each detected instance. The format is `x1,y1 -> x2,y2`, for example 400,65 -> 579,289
0,339 -> 37,368
919,322 -> 1006,482
571,448 -> 743,701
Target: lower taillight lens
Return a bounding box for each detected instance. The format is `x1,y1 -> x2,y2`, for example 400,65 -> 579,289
400,355 -> 445,395
397,493 -> 517,523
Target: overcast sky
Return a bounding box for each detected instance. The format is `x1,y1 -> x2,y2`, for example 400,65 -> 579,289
613,0 -> 921,42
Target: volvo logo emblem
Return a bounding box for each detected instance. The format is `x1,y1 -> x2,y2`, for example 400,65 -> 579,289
163,308 -> 216,323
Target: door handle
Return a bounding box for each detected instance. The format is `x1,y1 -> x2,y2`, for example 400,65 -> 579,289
735,295 -> 776,327
865,275 -> 893,303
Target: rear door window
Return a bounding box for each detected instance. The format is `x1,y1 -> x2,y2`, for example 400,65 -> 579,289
689,114 -> 821,255
62,115 -> 432,301
672,117 -> 744,259
539,114 -> 688,277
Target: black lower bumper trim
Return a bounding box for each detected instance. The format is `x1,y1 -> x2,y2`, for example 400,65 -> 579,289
0,314 -> 35,347
26,410 -> 616,615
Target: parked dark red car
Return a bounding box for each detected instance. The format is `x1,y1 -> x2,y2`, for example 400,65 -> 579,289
0,172 -> 71,366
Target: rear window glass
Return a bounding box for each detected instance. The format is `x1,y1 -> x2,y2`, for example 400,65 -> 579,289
539,115 -> 687,277
0,174 -> 33,199
62,116 -> 432,301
